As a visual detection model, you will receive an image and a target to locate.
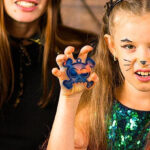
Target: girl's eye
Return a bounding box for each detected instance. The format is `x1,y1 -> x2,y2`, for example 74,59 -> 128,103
121,44 -> 135,50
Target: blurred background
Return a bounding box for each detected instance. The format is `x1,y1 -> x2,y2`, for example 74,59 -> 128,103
61,0 -> 108,34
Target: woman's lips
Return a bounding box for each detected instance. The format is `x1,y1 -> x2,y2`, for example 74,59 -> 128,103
15,0 -> 38,12
15,0 -> 38,4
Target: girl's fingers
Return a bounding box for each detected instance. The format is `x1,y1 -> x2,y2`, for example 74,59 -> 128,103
52,68 -> 62,78
78,45 -> 93,62
64,46 -> 75,61
56,46 -> 93,68
56,54 -> 67,68
87,72 -> 99,83
52,67 -> 68,81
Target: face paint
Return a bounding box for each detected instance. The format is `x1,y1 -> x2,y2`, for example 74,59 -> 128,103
123,58 -> 137,71
123,59 -> 132,71
123,58 -> 150,70
109,13 -> 150,92
123,58 -> 150,81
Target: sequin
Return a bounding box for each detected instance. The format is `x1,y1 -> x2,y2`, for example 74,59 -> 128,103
107,100 -> 150,150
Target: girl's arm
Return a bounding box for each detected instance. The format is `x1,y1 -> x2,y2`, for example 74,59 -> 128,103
46,46 -> 98,150
47,92 -> 82,150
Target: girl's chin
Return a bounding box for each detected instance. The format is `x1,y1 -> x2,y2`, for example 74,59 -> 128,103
134,84 -> 150,92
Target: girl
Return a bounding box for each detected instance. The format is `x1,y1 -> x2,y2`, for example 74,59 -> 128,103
0,0 -> 97,149
47,0 -> 150,150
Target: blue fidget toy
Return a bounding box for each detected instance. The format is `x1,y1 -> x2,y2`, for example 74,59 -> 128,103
63,58 -> 95,89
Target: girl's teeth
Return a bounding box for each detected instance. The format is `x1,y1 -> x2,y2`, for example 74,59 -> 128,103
141,72 -> 144,76
145,72 -> 148,76
137,72 -> 140,75
16,1 -> 36,7
136,71 -> 150,77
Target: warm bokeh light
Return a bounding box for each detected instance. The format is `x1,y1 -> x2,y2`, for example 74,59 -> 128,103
61,0 -> 108,33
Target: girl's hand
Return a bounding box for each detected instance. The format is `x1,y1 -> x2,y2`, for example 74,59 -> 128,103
52,45 -> 98,97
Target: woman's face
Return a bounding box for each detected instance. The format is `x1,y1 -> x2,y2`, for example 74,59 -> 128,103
4,0 -> 48,23
106,12 -> 150,92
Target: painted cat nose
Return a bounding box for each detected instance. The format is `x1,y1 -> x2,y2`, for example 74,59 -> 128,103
140,61 -> 147,65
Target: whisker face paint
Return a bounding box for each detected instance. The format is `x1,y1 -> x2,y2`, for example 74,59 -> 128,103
126,68 -> 132,71
123,58 -> 133,72
124,64 -> 131,66
123,59 -> 131,62
123,57 -> 150,81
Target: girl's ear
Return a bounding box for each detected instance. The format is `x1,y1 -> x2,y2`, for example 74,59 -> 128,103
104,34 -> 117,58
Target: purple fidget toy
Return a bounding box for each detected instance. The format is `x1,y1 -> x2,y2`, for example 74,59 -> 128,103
63,58 -> 95,89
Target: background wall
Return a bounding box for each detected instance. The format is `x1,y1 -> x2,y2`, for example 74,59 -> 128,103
61,0 -> 108,34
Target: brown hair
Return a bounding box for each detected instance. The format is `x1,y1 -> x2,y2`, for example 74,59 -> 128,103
145,131 -> 150,150
0,0 -> 98,108
78,0 -> 150,149
0,0 -> 14,107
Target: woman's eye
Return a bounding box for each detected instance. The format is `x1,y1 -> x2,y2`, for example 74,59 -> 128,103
121,44 -> 135,50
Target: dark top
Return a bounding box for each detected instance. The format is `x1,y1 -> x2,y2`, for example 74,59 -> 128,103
0,25 -> 98,150
0,42 -> 59,150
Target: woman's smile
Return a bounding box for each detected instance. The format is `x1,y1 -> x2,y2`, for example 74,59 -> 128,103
15,0 -> 38,12
4,0 -> 47,23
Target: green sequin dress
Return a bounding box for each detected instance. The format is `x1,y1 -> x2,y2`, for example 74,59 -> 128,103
107,100 -> 150,150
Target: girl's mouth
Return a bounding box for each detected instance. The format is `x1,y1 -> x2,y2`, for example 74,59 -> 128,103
135,71 -> 150,77
135,71 -> 150,82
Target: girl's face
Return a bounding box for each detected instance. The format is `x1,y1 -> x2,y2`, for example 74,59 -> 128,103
106,12 -> 150,92
4,0 -> 48,23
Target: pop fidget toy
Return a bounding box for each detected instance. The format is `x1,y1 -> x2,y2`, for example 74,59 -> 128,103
63,58 -> 95,89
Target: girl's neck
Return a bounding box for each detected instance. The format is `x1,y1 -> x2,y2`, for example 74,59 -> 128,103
6,16 -> 40,39
115,81 -> 150,111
